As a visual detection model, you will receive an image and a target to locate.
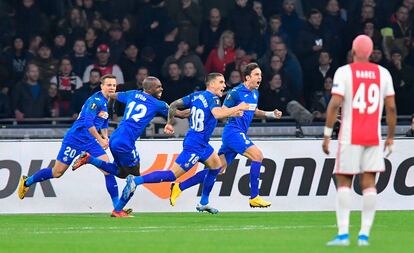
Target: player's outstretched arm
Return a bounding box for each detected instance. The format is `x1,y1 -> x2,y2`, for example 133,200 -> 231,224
211,102 -> 250,119
384,95 -> 397,156
254,108 -> 282,119
175,109 -> 191,119
322,94 -> 343,155
164,98 -> 186,134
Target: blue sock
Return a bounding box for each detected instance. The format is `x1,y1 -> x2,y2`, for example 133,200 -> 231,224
200,168 -> 221,205
250,161 -> 261,199
25,168 -> 53,187
90,156 -> 120,176
179,169 -> 208,191
104,174 -> 119,208
135,170 -> 176,185
114,191 -> 132,212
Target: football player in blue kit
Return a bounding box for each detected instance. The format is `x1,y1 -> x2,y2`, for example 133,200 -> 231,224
17,74 -> 122,209
71,76 -> 188,217
170,63 -> 282,208
113,72 -> 249,215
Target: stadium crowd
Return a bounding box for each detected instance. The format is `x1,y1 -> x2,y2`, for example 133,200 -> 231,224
0,0 -> 414,120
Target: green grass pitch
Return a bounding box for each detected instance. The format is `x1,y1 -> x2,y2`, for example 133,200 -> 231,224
0,211 -> 413,253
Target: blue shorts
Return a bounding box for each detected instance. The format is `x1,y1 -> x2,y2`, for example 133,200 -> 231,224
175,144 -> 215,171
109,141 -> 140,168
218,131 -> 254,162
57,140 -> 106,165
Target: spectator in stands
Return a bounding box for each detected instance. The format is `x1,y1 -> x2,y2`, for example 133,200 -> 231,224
224,48 -> 250,79
84,27 -> 100,55
47,83 -> 60,117
310,76 -> 333,121
119,43 -> 140,83
0,85 -> 11,118
2,36 -> 34,87
135,0 -> 177,49
108,23 -> 127,64
205,30 -> 236,74
83,43 -> 124,84
27,34 -> 43,56
281,0 -> 304,47
226,69 -> 242,90
263,15 -> 290,53
161,62 -> 185,104
370,46 -> 387,66
138,46 -> 162,78
182,61 -> 205,92
253,0 -> 267,55
71,68 -> 101,118
258,72 -> 292,112
119,66 -> 149,92
50,57 -> 83,116
170,0 -> 202,48
122,15 -> 142,47
57,6 -> 88,44
197,8 -> 227,61
306,50 -> 336,107
296,9 -> 332,77
162,40 -> 205,81
388,48 -> 414,115
52,31 -> 70,59
82,0 -> 99,23
229,0 -> 261,54
361,20 -> 382,48
15,0 -> 49,42
30,42 -> 59,85
389,5 -> 412,58
273,41 -> 303,100
12,63 -> 50,120
69,39 -> 93,78
405,114 -> 414,137
323,0 -> 347,64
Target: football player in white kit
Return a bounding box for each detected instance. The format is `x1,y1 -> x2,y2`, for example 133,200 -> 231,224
322,35 -> 397,246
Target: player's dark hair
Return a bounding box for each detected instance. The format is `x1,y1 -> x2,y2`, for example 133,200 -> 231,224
205,72 -> 223,86
142,76 -> 160,91
243,62 -> 260,79
100,74 -> 116,84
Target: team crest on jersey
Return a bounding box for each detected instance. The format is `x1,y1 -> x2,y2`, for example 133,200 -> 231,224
90,103 -> 97,110
63,156 -> 68,162
184,163 -> 190,168
98,111 -> 109,119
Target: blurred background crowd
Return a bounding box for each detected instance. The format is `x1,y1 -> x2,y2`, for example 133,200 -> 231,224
0,0 -> 414,121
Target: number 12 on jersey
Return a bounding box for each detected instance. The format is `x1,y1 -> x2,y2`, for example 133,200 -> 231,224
352,82 -> 380,114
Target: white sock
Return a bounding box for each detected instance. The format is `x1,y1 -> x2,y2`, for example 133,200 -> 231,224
359,187 -> 377,237
336,187 -> 351,235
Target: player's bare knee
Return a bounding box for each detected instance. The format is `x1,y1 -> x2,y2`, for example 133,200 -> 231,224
52,169 -> 65,178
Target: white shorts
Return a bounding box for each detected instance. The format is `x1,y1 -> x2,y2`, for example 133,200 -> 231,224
334,144 -> 385,175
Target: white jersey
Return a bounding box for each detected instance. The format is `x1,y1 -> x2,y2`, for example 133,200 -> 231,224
332,62 -> 395,146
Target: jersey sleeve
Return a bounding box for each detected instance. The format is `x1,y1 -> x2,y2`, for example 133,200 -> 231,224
102,118 -> 109,129
181,94 -> 192,108
116,90 -> 134,104
157,101 -> 169,117
332,66 -> 347,97
208,95 -> 221,111
223,89 -> 239,107
84,98 -> 101,129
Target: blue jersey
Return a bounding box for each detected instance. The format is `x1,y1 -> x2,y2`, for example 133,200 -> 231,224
64,91 -> 109,144
223,84 -> 258,134
182,90 -> 221,147
110,90 -> 169,152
